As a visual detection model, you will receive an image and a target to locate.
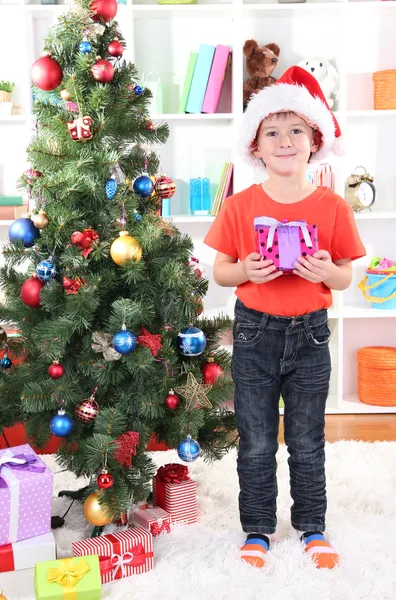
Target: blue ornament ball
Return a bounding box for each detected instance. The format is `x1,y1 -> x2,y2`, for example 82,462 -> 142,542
177,326 -> 206,357
133,175 -> 153,198
0,356 -> 13,369
134,212 -> 142,222
50,410 -> 74,437
134,85 -> 143,96
79,40 -> 92,54
36,259 -> 57,282
113,328 -> 137,354
106,177 -> 117,200
177,434 -> 201,463
9,218 -> 40,248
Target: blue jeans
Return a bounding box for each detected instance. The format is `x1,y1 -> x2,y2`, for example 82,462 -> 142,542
231,298 -> 331,535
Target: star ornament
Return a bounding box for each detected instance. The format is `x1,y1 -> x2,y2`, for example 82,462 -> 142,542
137,327 -> 162,357
174,372 -> 212,410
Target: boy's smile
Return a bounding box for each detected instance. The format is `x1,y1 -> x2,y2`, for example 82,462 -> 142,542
252,112 -> 320,176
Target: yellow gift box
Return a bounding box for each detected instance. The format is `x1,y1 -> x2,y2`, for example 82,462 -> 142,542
34,555 -> 102,600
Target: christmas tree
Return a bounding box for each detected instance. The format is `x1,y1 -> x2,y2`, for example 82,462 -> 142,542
0,0 -> 236,528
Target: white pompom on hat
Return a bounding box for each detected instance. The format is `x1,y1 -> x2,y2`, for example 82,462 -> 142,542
240,65 -> 344,171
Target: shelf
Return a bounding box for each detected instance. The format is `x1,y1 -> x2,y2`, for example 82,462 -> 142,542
341,394 -> 396,414
0,115 -> 27,123
132,3 -> 233,16
152,113 -> 233,121
346,110 -> 396,118
343,306 -> 396,318
166,214 -> 215,223
354,211 -> 396,220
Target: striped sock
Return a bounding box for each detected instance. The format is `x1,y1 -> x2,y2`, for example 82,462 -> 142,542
301,532 -> 339,569
238,533 -> 270,568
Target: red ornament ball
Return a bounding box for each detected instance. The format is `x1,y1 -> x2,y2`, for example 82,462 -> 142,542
21,276 -> 45,308
48,361 -> 65,379
75,396 -> 100,424
90,0 -> 117,22
165,390 -> 180,410
91,59 -> 114,83
31,55 -> 63,91
71,231 -> 84,245
146,121 -> 155,132
97,470 -> 114,489
108,40 -> 124,57
155,175 -> 176,200
201,359 -> 223,385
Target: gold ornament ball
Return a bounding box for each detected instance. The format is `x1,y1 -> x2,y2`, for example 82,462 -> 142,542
110,231 -> 142,265
0,327 -> 7,346
83,491 -> 112,526
60,89 -> 72,101
31,210 -> 49,230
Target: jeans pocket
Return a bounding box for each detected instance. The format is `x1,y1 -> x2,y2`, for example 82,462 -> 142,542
233,317 -> 264,347
305,321 -> 331,348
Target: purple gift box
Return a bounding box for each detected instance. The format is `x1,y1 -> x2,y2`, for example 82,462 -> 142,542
0,444 -> 53,545
254,216 -> 319,273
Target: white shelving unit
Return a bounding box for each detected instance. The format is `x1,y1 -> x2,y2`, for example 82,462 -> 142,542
1,0 -> 396,414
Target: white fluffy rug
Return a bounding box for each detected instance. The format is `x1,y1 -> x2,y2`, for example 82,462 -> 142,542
7,442 -> 396,600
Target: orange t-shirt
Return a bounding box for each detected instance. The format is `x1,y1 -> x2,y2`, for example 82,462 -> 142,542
204,184 -> 366,317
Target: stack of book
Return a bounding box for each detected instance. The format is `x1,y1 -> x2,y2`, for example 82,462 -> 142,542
211,162 -> 233,216
179,44 -> 231,114
0,196 -> 27,220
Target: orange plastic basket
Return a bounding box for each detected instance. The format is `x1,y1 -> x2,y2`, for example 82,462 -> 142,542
357,346 -> 396,406
372,70 -> 396,110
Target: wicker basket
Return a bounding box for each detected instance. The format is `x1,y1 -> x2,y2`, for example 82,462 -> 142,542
372,70 -> 396,110
357,346 -> 396,406
0,91 -> 11,103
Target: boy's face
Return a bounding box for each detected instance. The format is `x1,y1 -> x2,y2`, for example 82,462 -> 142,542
252,112 -> 320,177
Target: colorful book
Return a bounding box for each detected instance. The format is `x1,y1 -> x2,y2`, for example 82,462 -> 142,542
202,45 -> 230,114
0,196 -> 24,206
186,44 -> 216,114
211,162 -> 233,216
0,205 -> 28,220
179,52 -> 198,114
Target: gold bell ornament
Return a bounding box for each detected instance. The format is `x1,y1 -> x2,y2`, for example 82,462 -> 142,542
31,210 -> 49,230
110,230 -> 142,265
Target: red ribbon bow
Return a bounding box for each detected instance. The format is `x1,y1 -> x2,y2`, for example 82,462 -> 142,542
150,520 -> 171,536
156,463 -> 189,484
71,228 -> 99,258
99,543 -> 153,580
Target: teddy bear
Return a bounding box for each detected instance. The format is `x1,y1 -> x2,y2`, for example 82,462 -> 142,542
298,57 -> 339,108
243,40 -> 280,109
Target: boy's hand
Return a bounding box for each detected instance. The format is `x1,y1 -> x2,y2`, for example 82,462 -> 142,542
243,253 -> 283,284
293,249 -> 336,283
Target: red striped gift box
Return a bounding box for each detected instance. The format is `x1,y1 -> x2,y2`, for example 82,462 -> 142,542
313,163 -> 335,191
132,507 -> 172,536
72,527 -> 153,583
152,476 -> 197,525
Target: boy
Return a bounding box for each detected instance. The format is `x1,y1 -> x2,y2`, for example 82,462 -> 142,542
204,66 -> 366,569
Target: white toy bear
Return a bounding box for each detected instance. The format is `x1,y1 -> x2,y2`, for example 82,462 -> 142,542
298,57 -> 339,109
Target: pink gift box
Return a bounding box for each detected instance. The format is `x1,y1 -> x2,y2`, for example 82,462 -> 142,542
0,444 -> 53,545
152,476 -> 197,525
254,216 -> 319,273
72,527 -> 154,584
132,507 -> 172,536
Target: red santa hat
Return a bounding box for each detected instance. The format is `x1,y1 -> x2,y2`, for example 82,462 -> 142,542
240,65 -> 344,171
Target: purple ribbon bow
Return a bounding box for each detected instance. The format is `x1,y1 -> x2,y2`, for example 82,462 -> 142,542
0,451 -> 45,489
